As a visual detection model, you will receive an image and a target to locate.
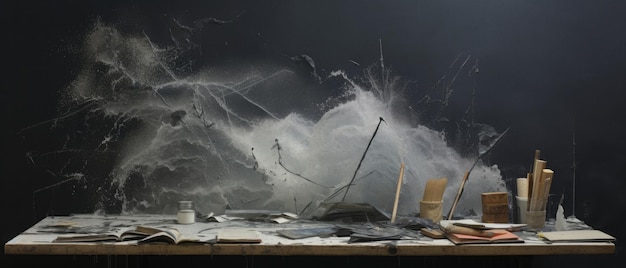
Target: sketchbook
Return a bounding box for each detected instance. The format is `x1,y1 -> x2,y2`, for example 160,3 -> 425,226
537,230 -> 616,243
445,229 -> 524,245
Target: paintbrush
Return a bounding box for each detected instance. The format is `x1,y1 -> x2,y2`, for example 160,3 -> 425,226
447,127 -> 510,220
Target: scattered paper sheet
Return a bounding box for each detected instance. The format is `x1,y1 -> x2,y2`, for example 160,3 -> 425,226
538,230 -> 616,242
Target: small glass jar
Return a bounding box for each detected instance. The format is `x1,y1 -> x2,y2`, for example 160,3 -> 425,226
177,200 -> 195,224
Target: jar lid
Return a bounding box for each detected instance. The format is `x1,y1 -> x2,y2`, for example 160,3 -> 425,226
178,200 -> 193,210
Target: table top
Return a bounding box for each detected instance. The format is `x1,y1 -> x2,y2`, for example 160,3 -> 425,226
4,214 -> 615,256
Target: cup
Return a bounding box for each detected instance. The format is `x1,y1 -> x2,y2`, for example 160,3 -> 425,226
516,196 -> 528,223
525,210 -> 546,230
420,200 -> 443,223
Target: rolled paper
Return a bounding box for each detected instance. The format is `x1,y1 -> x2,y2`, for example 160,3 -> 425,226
531,168 -> 554,211
517,178 -> 528,198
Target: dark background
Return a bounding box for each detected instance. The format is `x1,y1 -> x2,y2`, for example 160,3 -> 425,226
2,0 -> 625,267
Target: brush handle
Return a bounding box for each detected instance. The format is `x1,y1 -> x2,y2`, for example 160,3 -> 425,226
529,160 -> 547,211
390,162 -> 405,223
527,150 -> 540,209
447,171 -> 469,220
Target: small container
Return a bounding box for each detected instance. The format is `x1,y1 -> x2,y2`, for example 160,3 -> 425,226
177,201 -> 195,224
525,210 -> 546,231
420,200 -> 443,223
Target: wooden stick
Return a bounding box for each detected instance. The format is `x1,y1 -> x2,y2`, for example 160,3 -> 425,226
530,159 -> 547,211
527,150 -> 540,210
526,172 -> 532,210
390,162 -> 405,224
539,169 -> 554,211
534,150 -> 541,166
447,171 -> 470,220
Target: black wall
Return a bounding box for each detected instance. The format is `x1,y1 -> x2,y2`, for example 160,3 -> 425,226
2,1 -> 625,267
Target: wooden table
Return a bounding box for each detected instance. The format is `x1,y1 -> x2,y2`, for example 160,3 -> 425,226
4,214 -> 615,257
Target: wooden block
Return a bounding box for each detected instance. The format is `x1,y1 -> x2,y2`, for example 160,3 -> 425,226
481,192 -> 509,223
483,204 -> 509,214
481,192 -> 508,205
482,213 -> 509,223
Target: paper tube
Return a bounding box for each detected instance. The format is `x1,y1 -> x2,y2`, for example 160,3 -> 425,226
517,178 -> 528,198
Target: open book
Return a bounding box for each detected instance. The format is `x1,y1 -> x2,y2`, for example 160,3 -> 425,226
137,226 -> 214,244
53,225 -> 214,244
52,226 -> 160,243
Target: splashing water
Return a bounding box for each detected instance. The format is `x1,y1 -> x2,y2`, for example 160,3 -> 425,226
34,19 -> 506,218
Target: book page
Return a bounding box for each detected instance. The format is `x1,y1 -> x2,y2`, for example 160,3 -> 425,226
138,228 -> 181,244
53,233 -> 122,243
176,233 -> 215,243
217,229 -> 261,243
52,226 -> 141,242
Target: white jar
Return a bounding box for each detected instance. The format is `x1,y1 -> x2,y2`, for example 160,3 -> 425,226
177,201 -> 195,224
